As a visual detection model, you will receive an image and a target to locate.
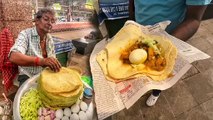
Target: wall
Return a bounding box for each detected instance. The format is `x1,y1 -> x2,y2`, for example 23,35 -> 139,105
0,0 -> 33,39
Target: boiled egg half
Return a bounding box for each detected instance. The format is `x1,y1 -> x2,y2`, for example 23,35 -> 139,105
129,48 -> 147,64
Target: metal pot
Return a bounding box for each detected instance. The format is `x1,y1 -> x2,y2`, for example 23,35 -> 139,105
13,74 -> 39,120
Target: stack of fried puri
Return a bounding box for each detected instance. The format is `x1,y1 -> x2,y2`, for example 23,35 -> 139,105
38,67 -> 83,108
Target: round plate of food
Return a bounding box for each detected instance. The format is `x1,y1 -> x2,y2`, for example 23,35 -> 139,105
13,67 -> 96,120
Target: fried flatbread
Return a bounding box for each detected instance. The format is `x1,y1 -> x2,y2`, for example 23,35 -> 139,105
40,67 -> 83,93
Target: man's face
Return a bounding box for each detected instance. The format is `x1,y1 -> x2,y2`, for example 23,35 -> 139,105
36,13 -> 56,33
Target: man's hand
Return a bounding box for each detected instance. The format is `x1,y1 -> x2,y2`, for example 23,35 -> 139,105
39,57 -> 61,72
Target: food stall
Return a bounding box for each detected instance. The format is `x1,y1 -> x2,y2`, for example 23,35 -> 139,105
13,67 -> 95,120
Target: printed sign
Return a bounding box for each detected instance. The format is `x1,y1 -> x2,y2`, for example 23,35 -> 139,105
98,0 -> 129,24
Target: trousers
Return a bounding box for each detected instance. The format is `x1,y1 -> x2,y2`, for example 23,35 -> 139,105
17,74 -> 29,86
152,89 -> 161,96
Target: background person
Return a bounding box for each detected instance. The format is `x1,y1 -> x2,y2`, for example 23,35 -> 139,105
129,0 -> 212,106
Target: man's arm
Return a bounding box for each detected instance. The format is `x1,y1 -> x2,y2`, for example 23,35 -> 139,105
9,52 -> 35,66
171,5 -> 207,41
9,52 -> 61,72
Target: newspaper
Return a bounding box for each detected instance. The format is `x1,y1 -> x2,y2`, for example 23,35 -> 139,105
90,21 -> 210,120
90,39 -> 125,119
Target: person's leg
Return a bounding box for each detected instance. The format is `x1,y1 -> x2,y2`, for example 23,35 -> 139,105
8,75 -> 29,101
18,75 -> 29,87
146,89 -> 161,106
152,89 -> 161,96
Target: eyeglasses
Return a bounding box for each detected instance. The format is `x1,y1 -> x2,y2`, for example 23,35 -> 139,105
42,16 -> 56,24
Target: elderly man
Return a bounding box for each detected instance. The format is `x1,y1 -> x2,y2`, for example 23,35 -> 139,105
9,8 -> 61,86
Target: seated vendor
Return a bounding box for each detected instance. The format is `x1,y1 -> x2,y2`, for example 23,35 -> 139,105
9,8 -> 61,86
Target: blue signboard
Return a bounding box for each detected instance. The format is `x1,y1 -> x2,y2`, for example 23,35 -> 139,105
98,0 -> 129,24
53,37 -> 75,54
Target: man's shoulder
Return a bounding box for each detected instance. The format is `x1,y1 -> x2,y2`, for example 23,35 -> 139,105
19,27 -> 36,36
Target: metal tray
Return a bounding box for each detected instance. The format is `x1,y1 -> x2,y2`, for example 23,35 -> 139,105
13,74 -> 39,120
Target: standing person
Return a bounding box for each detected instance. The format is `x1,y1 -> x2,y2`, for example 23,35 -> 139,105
129,0 -> 212,106
9,8 -> 61,86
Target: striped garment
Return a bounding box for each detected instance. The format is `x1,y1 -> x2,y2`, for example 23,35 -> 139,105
9,27 -> 56,76
0,28 -> 18,92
